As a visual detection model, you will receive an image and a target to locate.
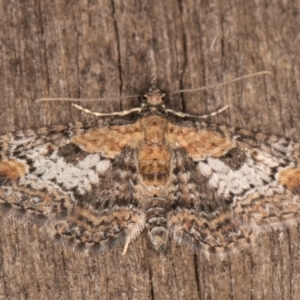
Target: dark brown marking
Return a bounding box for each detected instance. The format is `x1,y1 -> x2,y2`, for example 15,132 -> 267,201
220,147 -> 247,170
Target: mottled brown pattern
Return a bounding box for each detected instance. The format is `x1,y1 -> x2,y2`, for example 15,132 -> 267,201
168,209 -> 251,254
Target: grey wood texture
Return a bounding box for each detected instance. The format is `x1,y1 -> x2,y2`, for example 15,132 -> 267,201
0,0 -> 300,299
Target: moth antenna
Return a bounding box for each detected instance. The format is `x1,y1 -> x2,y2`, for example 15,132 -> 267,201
71,103 -> 141,117
166,104 -> 229,119
170,71 -> 272,95
36,94 -> 140,103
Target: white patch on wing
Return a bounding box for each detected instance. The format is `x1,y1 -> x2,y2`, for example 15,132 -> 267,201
207,157 -> 229,174
78,154 -> 101,168
198,162 -> 212,177
96,160 -> 111,173
198,149 -> 283,199
18,146 -> 111,194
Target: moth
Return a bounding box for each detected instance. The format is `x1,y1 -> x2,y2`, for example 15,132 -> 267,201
0,73 -> 299,257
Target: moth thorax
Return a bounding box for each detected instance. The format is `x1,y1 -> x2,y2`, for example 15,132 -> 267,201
146,205 -> 168,252
141,115 -> 167,143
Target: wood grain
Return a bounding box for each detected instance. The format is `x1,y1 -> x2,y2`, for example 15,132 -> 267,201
0,0 -> 300,299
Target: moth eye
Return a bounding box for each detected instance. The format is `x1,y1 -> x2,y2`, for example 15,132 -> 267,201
138,95 -> 148,104
137,88 -> 150,104
161,93 -> 169,104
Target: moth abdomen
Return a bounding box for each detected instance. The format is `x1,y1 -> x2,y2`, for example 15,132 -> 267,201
146,199 -> 169,252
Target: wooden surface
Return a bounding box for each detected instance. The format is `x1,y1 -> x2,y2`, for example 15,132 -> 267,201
0,0 -> 300,299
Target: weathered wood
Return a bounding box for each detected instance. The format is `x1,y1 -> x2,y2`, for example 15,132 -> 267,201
0,0 -> 300,299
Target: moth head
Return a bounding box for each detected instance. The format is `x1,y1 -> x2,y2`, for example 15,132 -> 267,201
139,77 -> 169,107
143,88 -> 167,105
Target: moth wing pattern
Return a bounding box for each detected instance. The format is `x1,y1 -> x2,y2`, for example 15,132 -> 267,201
1,110 -> 300,256
166,121 -> 300,255
0,121 -> 145,253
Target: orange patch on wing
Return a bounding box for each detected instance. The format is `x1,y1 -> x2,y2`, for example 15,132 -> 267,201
72,122 -> 142,158
0,159 -> 27,180
167,124 -> 234,160
278,168 -> 300,190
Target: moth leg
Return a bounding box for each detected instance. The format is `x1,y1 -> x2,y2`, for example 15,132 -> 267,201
166,105 -> 229,119
71,103 -> 141,117
122,237 -> 131,255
